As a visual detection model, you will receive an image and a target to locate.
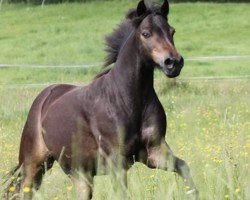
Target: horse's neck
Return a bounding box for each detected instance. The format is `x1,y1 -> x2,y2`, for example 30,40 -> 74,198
109,34 -> 154,109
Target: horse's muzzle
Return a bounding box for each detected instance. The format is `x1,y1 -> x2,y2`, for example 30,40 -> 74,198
162,56 -> 184,78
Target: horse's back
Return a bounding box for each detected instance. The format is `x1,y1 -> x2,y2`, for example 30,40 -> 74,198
40,84 -> 77,117
29,84 -> 77,114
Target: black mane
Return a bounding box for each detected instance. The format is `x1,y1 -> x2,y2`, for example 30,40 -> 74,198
103,2 -> 164,68
104,19 -> 134,67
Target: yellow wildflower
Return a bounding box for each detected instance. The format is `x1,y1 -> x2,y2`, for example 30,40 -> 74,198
9,186 -> 16,192
23,187 -> 31,193
235,188 -> 240,193
67,186 -> 73,191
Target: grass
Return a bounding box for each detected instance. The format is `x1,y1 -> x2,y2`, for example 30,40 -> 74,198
0,80 -> 249,200
0,1 -> 249,65
0,1 -> 250,200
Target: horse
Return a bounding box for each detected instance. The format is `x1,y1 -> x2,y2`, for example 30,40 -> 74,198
4,0 -> 199,199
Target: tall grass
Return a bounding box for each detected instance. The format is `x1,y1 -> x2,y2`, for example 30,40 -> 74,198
0,80 -> 249,199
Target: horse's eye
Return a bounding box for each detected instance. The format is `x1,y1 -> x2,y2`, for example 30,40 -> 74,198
142,31 -> 151,39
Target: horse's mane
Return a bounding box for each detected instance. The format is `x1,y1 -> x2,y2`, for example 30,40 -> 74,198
95,3 -> 163,79
103,19 -> 134,67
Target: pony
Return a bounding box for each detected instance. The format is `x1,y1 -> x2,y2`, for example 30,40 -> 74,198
4,1 -> 198,199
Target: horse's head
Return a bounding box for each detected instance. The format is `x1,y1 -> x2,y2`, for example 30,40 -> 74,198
135,0 -> 184,78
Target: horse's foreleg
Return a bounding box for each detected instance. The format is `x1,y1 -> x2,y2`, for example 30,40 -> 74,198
147,142 -> 199,200
70,172 -> 93,200
109,167 -> 128,198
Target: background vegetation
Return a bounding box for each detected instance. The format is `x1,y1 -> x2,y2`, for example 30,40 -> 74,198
2,0 -> 250,6
0,1 -> 249,200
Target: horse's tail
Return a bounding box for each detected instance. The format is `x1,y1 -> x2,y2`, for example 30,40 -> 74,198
3,165 -> 20,183
2,164 -> 22,199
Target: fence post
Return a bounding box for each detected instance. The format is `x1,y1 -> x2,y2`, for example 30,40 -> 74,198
42,0 -> 46,8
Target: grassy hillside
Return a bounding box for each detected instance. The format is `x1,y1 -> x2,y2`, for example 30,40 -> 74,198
0,1 -> 249,64
0,1 -> 250,86
0,1 -> 249,200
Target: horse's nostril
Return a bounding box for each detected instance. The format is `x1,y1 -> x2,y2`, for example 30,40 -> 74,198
164,58 -> 174,66
180,57 -> 184,64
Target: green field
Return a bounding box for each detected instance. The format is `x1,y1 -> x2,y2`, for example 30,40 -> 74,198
0,1 -> 250,200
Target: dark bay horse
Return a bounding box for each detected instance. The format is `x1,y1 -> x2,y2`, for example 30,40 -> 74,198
4,0 -> 198,199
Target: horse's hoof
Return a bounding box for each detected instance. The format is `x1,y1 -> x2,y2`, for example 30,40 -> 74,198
186,189 -> 199,200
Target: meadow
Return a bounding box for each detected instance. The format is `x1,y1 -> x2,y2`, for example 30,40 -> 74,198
0,1 -> 250,199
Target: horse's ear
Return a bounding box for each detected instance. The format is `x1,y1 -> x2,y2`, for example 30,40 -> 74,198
161,0 -> 169,17
137,0 -> 147,17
